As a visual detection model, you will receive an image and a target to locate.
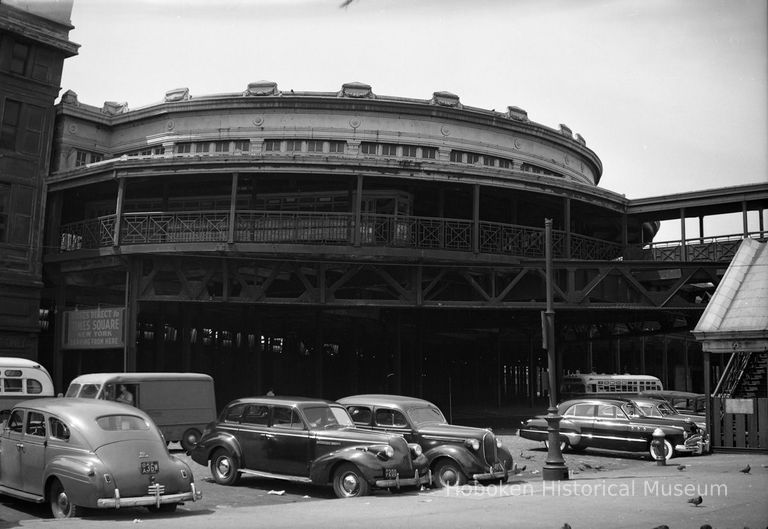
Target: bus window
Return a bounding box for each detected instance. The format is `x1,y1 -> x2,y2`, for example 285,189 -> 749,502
79,384 -> 101,398
4,379 -> 23,392
27,379 -> 43,394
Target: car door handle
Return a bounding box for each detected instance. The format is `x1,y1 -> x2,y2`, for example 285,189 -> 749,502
261,433 -> 275,439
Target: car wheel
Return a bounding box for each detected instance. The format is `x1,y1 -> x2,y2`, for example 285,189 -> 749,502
543,439 -> 568,452
648,439 -> 674,461
210,448 -> 241,485
147,503 -> 178,513
569,443 -> 587,452
181,428 -> 202,452
49,478 -> 80,519
332,463 -> 370,498
432,459 -> 467,488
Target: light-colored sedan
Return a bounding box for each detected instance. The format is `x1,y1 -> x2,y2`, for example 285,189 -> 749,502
0,398 -> 202,518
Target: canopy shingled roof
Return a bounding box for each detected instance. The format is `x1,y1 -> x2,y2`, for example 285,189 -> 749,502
693,238 -> 768,352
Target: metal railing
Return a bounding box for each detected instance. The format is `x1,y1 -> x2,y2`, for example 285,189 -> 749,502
643,232 -> 767,262
55,210 -> 637,262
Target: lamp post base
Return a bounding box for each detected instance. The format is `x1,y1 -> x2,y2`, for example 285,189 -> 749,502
543,407 -> 569,481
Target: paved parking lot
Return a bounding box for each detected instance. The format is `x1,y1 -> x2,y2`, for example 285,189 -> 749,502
0,435 -> 677,525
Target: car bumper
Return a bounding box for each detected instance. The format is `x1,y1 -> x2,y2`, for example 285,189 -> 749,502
375,469 -> 432,489
675,436 -> 708,456
472,466 -> 513,481
97,482 -> 202,509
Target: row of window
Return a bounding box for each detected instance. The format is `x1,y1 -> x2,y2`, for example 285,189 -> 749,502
76,140 -> 561,178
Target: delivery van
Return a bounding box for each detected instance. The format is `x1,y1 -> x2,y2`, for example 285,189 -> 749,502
65,372 -> 216,451
0,357 -> 55,419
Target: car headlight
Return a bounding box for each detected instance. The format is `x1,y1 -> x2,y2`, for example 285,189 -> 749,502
465,439 -> 480,451
408,443 -> 423,457
496,438 -> 503,449
368,444 -> 394,460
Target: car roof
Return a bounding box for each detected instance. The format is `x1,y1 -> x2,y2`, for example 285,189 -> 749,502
224,396 -> 338,408
638,390 -> 704,399
12,397 -> 152,422
338,394 -> 435,409
560,397 -> 636,407
69,372 -> 213,383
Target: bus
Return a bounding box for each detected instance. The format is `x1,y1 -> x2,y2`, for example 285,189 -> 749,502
0,358 -> 55,419
560,372 -> 663,400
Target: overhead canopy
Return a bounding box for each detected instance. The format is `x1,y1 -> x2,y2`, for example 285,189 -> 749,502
693,237 -> 768,353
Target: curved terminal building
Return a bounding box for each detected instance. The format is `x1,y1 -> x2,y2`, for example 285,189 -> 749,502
44,81 -> 738,406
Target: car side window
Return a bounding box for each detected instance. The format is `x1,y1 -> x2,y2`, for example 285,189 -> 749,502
49,417 -> 71,441
223,403 -> 247,423
597,405 -> 618,419
273,406 -> 304,429
26,411 -> 46,437
7,410 -> 24,433
566,404 -> 595,417
241,405 -> 269,425
348,406 -> 372,425
375,408 -> 407,428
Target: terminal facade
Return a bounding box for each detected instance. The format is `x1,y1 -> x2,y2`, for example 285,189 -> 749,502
38,80 -> 767,409
1,2 -> 766,412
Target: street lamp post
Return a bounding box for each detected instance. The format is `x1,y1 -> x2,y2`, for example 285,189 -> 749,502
542,218 -> 569,481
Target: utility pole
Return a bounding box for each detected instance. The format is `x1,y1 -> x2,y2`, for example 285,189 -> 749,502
542,218 -> 569,480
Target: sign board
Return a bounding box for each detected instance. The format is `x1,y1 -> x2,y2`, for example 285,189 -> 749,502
62,307 -> 125,349
725,398 -> 754,414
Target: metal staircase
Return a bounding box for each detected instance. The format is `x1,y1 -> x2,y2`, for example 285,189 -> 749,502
714,351 -> 768,398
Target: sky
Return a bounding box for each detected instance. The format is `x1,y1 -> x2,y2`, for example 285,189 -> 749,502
57,0 -> 767,241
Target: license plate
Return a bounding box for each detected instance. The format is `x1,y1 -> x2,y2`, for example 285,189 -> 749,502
385,468 -> 398,479
140,461 -> 159,474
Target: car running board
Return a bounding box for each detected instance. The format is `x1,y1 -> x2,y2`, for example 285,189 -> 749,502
0,484 -> 45,503
238,469 -> 312,483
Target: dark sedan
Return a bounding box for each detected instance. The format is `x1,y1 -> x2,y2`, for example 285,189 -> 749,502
338,394 -> 513,487
518,397 -> 706,460
191,396 -> 430,498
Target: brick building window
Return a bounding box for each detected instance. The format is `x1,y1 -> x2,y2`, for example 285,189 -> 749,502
420,147 -> 436,159
381,144 -> 397,156
0,99 -> 21,150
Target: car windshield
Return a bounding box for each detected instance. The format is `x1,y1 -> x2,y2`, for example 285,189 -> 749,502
304,405 -> 353,429
407,406 -> 446,426
655,401 -> 678,416
73,383 -> 102,398
621,402 -> 644,418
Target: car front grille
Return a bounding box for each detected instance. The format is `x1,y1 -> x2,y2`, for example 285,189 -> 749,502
482,432 -> 497,465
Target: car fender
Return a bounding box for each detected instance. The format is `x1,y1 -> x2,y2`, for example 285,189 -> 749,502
192,431 -> 243,466
309,446 -> 385,485
43,454 -> 108,507
423,444 -> 479,472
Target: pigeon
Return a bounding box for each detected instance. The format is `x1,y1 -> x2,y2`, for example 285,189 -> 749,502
561,524 -> 572,529
688,495 -> 703,507
519,451 -> 534,460
652,525 -> 670,529
677,464 -> 687,471
739,464 -> 751,474
699,525 -> 712,529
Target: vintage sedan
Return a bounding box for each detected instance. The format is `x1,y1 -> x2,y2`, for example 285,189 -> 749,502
0,398 -> 201,518
518,397 -> 706,460
629,396 -> 710,453
338,394 -> 513,487
190,396 -> 431,498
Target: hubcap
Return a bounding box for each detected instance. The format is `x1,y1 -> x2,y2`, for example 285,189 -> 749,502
341,473 -> 359,495
441,468 -> 457,485
217,458 -> 231,476
56,492 -> 70,514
